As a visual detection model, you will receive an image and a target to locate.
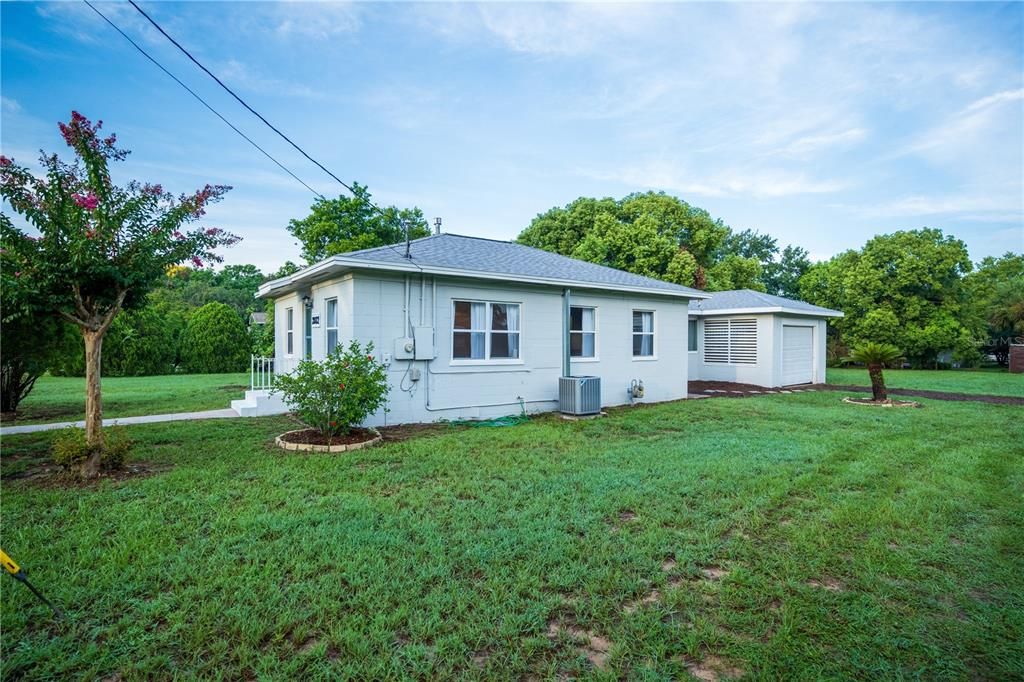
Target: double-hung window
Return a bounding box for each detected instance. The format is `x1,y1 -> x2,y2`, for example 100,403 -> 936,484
285,307 -> 294,356
325,298 -> 339,355
452,300 -> 521,361
570,306 -> 596,359
688,319 -> 698,352
632,310 -> 654,357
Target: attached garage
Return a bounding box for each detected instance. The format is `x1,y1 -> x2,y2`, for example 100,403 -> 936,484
781,325 -> 814,386
687,289 -> 843,388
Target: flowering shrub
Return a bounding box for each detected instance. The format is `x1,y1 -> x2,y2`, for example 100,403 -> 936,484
273,341 -> 389,437
1,111 -> 238,476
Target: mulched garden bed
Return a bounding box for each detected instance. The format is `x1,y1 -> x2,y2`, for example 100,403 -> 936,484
842,397 -> 921,408
689,381 -> 774,394
822,384 -> 1024,406
690,380 -> 1024,406
277,427 -> 378,446
3,458 -> 171,488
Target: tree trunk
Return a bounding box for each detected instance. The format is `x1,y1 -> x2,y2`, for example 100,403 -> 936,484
81,328 -> 105,478
867,363 -> 887,402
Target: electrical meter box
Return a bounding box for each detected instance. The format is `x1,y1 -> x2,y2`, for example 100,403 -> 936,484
394,337 -> 415,360
413,326 -> 435,360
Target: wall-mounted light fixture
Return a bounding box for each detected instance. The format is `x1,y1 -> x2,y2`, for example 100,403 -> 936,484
301,295 -> 313,309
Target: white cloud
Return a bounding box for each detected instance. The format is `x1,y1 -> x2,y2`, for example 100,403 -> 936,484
908,88 -> 1024,157
272,1 -> 361,40
856,191 -> 1023,223
774,127 -> 868,158
584,161 -> 849,199
1,97 -> 22,114
421,3 -> 664,57
216,59 -> 324,99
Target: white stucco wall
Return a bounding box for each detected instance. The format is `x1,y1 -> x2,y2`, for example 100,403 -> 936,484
688,313 -> 828,387
272,278 -> 356,365
274,271 -> 692,425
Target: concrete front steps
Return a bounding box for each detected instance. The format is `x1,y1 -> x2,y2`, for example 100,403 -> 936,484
230,389 -> 290,417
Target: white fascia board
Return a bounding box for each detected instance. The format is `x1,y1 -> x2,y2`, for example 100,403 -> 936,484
691,306 -> 844,318
257,256 -> 711,301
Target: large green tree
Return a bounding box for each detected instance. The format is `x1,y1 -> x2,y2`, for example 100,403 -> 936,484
0,215 -> 67,414
517,191 -> 746,289
288,182 -> 429,263
50,307 -> 177,377
963,253 -> 1024,365
799,228 -> 979,367
0,112 -> 237,474
763,245 -> 811,298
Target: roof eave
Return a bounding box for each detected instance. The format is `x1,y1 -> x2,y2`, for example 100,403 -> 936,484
691,306 -> 843,318
257,256 -> 711,300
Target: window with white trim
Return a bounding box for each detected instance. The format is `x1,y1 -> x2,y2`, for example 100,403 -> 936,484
570,306 -> 596,358
325,298 -> 339,355
703,318 -> 757,364
285,307 -> 294,356
688,319 -> 698,352
632,310 -> 654,357
452,301 -> 521,361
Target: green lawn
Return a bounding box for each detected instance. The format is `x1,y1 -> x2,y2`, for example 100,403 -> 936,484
2,392 -> 1021,679
827,367 -> 1023,397
6,373 -> 249,424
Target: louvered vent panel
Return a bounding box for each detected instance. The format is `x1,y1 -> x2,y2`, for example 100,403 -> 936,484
703,319 -> 730,363
729,319 -> 758,364
703,318 -> 758,364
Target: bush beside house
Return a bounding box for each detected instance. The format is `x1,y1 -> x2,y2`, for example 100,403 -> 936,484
273,341 -> 389,438
179,302 -> 251,374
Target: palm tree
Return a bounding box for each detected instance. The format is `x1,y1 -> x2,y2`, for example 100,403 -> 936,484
847,342 -> 902,402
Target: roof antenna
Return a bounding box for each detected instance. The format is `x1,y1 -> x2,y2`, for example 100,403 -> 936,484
434,216 -> 442,235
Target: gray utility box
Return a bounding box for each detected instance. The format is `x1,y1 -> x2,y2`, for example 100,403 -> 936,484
559,376 -> 601,416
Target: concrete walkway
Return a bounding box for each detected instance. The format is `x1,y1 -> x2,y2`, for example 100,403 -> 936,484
1,409 -> 239,436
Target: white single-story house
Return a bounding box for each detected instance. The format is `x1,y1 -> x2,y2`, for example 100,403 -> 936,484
232,233 -> 842,423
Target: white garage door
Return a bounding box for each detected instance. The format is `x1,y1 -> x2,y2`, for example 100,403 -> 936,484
781,326 -> 814,385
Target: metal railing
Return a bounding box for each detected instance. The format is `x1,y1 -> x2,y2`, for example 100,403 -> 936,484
251,355 -> 276,390
250,355 -> 302,390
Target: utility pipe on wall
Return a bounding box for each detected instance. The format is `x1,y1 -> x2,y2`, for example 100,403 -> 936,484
562,288 -> 571,378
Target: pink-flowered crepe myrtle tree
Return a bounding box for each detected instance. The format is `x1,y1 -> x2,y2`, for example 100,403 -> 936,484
0,112 -> 238,476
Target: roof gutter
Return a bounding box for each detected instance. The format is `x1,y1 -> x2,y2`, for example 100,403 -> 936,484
690,306 -> 844,318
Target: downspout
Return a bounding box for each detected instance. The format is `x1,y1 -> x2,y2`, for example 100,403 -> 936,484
403,275 -> 409,337
562,288 -> 571,377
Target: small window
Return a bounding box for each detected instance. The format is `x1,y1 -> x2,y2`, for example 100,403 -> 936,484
704,318 -> 757,364
325,298 -> 338,355
285,307 -> 294,356
632,310 -> 654,357
453,300 -> 520,361
688,319 -> 698,352
570,306 -> 596,358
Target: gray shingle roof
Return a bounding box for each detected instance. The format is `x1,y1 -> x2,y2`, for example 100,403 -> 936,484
688,289 -> 842,317
310,233 -> 707,297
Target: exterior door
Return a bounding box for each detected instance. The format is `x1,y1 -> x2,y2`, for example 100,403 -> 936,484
781,325 -> 813,385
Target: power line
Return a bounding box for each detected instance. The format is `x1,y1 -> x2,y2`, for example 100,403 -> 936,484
83,0 -> 324,199
120,1 -> 428,266
127,0 -> 426,267
128,0 -> 361,199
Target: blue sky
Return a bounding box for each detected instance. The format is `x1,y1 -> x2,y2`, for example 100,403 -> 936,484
2,1 -> 1022,272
